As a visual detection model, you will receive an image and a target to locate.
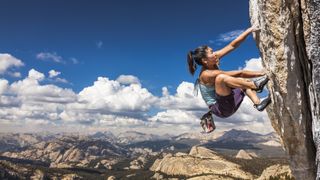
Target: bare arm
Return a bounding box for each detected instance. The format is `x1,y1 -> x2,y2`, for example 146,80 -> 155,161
204,70 -> 265,79
223,70 -> 265,78
215,27 -> 255,59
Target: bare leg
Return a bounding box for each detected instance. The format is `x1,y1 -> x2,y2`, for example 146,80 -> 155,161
215,74 -> 256,96
238,77 -> 261,104
245,88 -> 260,104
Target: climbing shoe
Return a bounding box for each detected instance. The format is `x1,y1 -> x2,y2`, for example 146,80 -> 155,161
253,75 -> 269,93
200,111 -> 216,133
254,94 -> 271,111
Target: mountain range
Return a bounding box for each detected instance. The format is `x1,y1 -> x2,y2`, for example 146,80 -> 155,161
0,129 -> 288,179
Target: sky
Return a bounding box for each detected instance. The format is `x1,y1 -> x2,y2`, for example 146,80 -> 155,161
0,0 -> 274,135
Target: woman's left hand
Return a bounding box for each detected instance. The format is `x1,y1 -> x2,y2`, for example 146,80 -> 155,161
249,25 -> 261,32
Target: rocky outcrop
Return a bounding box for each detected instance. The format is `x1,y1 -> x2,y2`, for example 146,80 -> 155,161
61,174 -> 83,180
257,164 -> 293,180
107,176 -> 116,180
129,155 -> 147,169
0,160 -> 32,179
260,140 -> 282,147
235,149 -> 254,159
249,0 -> 320,179
150,146 -> 254,179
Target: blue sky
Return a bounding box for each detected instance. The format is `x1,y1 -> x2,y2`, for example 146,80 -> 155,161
0,0 -> 271,135
0,0 -> 259,94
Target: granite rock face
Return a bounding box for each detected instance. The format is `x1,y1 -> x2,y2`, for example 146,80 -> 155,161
249,0 -> 320,179
256,164 -> 293,180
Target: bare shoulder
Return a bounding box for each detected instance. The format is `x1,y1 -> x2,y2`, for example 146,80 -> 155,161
200,70 -> 223,85
202,69 -> 223,78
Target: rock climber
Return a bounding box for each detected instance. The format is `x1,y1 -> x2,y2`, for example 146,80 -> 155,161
187,26 -> 271,133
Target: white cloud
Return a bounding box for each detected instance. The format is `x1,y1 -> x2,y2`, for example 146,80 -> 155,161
49,70 -> 61,78
162,87 -> 170,97
0,79 -> 9,94
0,68 -> 157,133
0,59 -> 274,135
0,79 -> 21,107
70,57 -> 79,64
0,69 -> 77,124
210,29 -> 245,44
116,75 -> 141,85
55,77 -> 68,84
36,52 -> 64,63
8,72 -> 22,78
158,82 -> 207,111
240,57 -> 263,71
48,70 -> 69,84
149,109 -> 198,124
28,69 -> 45,81
10,69 -> 76,104
77,77 -> 156,112
0,53 -> 24,74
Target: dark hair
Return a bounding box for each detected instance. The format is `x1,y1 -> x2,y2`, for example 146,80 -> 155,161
187,45 -> 209,76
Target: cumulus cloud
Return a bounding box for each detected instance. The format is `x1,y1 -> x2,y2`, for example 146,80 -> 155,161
28,69 -> 45,81
149,109 -> 199,124
1,68 -> 159,133
0,79 -> 9,94
0,69 -> 77,124
48,70 -> 69,84
162,87 -> 170,97
49,70 -> 61,78
0,53 -> 24,74
158,82 -> 207,111
77,77 -> 156,112
36,52 -> 64,63
0,78 -> 21,107
0,58 -> 274,135
116,75 -> 141,85
9,69 -> 76,104
240,57 -> 264,71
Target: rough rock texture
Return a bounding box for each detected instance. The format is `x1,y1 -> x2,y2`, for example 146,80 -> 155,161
257,164 -> 293,180
61,174 -> 83,180
249,0 -> 320,179
150,146 -> 254,179
1,136 -> 127,168
187,175 -> 234,180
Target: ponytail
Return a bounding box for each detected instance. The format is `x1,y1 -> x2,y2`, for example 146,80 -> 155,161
187,45 -> 209,76
187,51 -> 196,76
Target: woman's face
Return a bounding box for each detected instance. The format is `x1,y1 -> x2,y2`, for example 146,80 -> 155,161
202,47 -> 218,68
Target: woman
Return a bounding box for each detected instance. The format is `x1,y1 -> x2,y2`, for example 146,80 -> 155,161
187,26 -> 271,133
